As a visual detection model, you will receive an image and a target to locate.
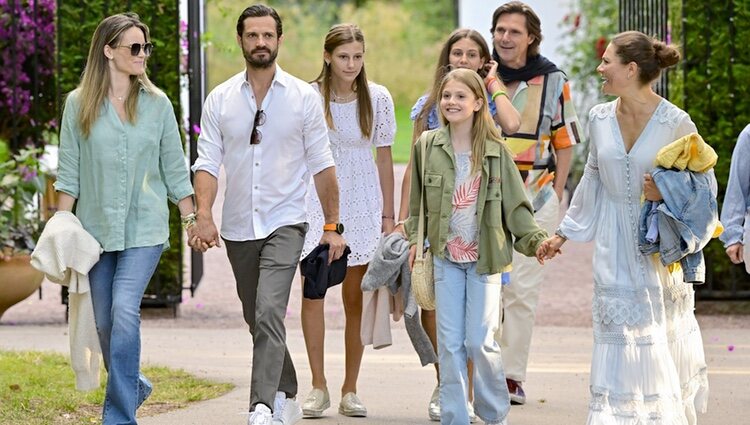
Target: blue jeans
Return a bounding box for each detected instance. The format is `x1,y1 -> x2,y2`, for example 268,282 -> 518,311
434,256 -> 510,425
89,245 -> 162,425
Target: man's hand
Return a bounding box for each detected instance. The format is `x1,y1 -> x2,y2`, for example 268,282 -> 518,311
189,213 -> 221,252
643,173 -> 663,201
726,243 -> 744,264
320,231 -> 346,264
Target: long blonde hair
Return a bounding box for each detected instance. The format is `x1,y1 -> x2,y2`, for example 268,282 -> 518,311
75,12 -> 158,137
438,68 -> 504,174
313,23 -> 373,139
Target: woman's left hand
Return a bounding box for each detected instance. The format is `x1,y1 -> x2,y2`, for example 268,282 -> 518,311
643,173 -> 663,201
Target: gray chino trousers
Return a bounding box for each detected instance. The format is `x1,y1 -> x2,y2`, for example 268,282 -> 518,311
224,222 -> 308,411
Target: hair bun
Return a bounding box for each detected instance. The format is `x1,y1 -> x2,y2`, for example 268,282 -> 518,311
653,41 -> 680,69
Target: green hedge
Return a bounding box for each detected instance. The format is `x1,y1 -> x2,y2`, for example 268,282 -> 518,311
680,0 -> 750,295
58,1 -> 184,302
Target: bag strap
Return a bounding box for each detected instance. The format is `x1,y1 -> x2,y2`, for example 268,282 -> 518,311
416,135 -> 428,260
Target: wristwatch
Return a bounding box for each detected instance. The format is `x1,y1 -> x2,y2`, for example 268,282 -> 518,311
323,223 -> 345,234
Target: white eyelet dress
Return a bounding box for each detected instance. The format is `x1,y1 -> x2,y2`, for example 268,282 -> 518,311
558,99 -> 709,425
301,82 -> 396,266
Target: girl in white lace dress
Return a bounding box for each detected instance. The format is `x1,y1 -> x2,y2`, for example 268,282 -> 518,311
539,32 -> 709,424
299,24 -> 396,418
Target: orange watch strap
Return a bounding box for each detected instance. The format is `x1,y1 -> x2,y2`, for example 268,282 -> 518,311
323,223 -> 337,231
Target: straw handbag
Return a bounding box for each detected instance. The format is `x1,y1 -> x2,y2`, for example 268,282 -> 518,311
411,137 -> 435,311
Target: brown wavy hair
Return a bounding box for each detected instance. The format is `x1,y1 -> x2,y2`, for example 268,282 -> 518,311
313,23 -> 373,139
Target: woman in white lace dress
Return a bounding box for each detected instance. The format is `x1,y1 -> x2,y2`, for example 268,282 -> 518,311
539,31 -> 709,424
299,23 -> 396,418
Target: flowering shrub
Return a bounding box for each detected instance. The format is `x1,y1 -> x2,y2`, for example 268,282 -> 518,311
0,0 -> 57,150
0,140 -> 45,258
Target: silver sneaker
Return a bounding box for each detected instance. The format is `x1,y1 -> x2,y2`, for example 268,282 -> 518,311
301,388 -> 330,418
428,385 -> 440,421
338,392 -> 367,417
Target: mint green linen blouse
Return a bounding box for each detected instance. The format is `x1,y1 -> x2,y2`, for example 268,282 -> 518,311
55,88 -> 193,252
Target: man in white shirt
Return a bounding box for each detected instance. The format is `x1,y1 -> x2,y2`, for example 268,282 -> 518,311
190,5 -> 346,425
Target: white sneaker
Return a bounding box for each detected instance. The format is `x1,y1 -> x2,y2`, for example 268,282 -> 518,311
248,404 -> 273,425
468,401 -> 477,423
428,385 -> 440,421
272,396 -> 302,425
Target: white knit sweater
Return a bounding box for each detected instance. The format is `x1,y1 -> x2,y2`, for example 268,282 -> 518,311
31,211 -> 103,390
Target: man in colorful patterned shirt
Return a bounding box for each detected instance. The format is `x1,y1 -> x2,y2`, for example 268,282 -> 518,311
490,1 -> 584,405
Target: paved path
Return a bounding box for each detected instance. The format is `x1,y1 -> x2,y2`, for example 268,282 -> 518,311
2,164 -> 750,423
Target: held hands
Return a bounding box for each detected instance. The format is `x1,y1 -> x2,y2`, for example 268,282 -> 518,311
643,173 -> 663,201
319,231 -> 347,265
725,243 -> 744,264
188,213 -> 221,252
536,235 -> 566,264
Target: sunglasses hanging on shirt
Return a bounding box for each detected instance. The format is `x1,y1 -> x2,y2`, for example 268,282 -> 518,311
250,109 -> 266,145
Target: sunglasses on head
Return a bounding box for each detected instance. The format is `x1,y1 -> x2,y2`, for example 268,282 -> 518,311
250,109 -> 266,145
115,42 -> 154,57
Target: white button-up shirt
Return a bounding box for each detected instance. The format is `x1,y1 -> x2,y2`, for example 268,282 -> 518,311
192,66 -> 334,241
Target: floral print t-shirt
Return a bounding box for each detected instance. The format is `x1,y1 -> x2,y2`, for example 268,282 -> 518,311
446,151 -> 481,263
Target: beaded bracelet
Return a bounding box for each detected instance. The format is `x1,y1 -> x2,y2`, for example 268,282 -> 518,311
181,212 -> 197,229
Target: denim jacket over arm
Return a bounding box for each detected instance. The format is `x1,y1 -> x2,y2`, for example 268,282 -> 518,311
639,166 -> 718,283
405,127 -> 547,275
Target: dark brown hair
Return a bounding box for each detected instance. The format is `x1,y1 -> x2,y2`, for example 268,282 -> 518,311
611,31 -> 680,85
491,1 -> 542,57
236,4 -> 282,37
414,28 -> 490,137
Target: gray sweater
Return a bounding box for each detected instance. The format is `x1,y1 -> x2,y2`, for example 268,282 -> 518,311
362,232 -> 437,365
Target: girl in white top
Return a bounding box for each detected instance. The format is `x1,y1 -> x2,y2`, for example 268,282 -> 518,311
299,23 -> 396,418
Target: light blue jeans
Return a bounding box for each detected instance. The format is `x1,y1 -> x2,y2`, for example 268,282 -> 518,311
89,245 -> 162,425
434,256 -> 510,425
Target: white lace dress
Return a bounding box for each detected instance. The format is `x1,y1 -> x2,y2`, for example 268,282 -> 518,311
559,99 -> 709,424
301,82 -> 396,266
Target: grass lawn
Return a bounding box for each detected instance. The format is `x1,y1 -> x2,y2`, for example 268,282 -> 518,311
0,350 -> 233,425
392,103 -> 415,164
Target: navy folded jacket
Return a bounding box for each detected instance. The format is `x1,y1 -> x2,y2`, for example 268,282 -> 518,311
301,244 -> 351,299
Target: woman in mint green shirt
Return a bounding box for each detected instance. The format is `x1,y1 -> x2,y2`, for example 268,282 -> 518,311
55,13 -> 194,425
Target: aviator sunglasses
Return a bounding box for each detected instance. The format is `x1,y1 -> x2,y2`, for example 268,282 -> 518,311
250,109 -> 266,145
114,42 -> 154,57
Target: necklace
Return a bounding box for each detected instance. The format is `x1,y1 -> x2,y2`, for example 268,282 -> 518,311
331,89 -> 356,103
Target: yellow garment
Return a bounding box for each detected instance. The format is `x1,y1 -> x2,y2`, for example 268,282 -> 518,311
655,132 -> 717,172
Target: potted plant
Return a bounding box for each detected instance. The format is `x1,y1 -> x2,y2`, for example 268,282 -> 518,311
0,138 -> 47,319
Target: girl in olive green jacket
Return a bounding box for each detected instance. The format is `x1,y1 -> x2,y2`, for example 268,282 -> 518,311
406,68 -> 546,425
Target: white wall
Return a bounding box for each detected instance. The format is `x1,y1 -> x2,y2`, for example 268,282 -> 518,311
457,0 -> 573,68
